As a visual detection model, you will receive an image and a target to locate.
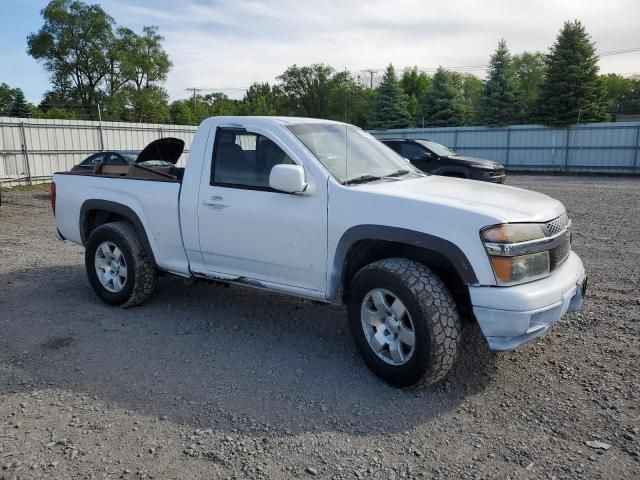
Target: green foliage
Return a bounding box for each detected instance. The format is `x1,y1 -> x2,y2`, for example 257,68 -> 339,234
32,107 -> 77,119
400,67 -> 431,120
479,39 -> 520,125
537,20 -> 609,125
277,64 -> 347,118
601,74 -> 640,116
326,75 -> 372,127
27,0 -> 171,121
10,91 -> 32,118
239,83 -> 285,116
3,88 -> 34,118
27,0 -> 114,105
419,67 -> 465,127
449,72 -> 484,125
512,51 -> 545,120
169,101 -> 196,125
368,64 -> 411,129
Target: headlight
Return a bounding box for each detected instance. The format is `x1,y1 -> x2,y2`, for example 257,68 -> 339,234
481,223 -> 550,285
489,252 -> 550,284
481,224 -> 545,243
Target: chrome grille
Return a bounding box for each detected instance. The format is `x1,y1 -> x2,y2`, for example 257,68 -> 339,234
550,238 -> 571,268
543,212 -> 570,237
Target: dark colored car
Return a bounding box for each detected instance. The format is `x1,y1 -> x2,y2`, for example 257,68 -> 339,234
382,139 -> 506,183
71,150 -> 140,172
70,139 -> 183,173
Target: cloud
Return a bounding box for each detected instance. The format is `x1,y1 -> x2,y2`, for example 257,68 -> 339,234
101,0 -> 640,100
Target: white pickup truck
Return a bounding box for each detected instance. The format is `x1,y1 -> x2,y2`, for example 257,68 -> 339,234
52,116 -> 587,387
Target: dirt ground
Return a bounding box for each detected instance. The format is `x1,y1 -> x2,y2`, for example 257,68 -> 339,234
0,175 -> 638,480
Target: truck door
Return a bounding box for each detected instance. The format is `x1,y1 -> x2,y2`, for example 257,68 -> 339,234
196,127 -> 328,293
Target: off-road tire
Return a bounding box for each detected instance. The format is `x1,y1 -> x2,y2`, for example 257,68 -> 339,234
347,258 -> 461,388
85,221 -> 157,307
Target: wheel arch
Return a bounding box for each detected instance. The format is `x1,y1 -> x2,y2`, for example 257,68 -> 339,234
329,225 -> 478,317
79,200 -> 157,268
435,167 -> 469,178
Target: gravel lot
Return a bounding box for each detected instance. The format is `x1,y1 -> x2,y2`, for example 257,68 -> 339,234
0,175 -> 638,480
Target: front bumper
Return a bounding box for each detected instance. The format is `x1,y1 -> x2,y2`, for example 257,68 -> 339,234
473,171 -> 506,183
469,251 -> 586,351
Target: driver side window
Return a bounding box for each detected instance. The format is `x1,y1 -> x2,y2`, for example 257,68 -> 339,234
211,129 -> 294,190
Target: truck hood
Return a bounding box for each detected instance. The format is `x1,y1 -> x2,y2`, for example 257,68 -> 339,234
136,137 -> 185,165
353,175 -> 565,223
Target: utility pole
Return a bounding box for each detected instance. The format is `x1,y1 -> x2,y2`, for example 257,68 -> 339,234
186,87 -> 201,109
362,69 -> 377,89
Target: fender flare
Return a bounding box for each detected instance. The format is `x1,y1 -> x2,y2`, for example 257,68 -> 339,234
79,199 -> 157,267
433,166 -> 470,178
328,225 -> 478,301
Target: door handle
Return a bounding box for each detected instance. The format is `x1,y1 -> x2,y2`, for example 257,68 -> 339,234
201,196 -> 229,210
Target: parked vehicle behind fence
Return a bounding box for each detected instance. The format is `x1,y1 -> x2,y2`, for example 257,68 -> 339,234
382,138 -> 506,183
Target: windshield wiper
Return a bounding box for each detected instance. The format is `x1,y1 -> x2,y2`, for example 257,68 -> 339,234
383,169 -> 411,178
343,174 -> 383,185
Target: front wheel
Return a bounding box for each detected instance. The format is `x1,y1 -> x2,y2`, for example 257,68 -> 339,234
347,258 -> 461,388
85,221 -> 157,307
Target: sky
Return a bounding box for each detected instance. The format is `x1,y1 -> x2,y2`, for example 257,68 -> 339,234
2,0 -> 639,104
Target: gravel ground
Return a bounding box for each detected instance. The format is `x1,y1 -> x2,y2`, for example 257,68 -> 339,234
0,175 -> 638,480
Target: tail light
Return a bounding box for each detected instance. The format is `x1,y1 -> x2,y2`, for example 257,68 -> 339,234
50,182 -> 56,216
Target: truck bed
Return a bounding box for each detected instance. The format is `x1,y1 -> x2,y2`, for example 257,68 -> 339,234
53,172 -> 190,276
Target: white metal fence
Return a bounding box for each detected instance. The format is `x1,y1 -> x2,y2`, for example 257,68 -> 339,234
0,117 -> 196,185
2,117 -> 640,186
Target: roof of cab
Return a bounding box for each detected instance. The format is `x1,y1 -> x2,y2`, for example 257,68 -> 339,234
206,116 -> 348,127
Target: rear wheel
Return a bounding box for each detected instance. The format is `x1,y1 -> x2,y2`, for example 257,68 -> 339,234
85,221 -> 157,307
347,258 -> 461,388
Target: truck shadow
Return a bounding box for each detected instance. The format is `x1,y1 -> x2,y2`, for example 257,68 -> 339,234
0,265 -> 498,436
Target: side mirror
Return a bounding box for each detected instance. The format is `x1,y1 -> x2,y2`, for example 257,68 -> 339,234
269,164 -> 308,193
422,152 -> 433,159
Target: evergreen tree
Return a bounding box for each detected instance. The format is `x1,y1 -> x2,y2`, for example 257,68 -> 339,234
479,39 -> 520,125
10,89 -> 32,118
368,64 -> 411,129
418,67 -> 464,127
537,20 -> 608,125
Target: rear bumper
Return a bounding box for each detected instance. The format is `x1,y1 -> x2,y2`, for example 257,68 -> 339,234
469,252 -> 586,351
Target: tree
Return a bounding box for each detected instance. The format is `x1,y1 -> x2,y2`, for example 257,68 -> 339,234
119,26 -> 171,93
277,64 -> 341,117
1,83 -> 20,116
418,67 -> 464,127
512,51 -> 546,121
9,90 -> 33,118
32,107 -> 77,119
368,64 -> 411,129
400,67 -> 431,121
479,39 -> 520,125
326,73 -> 372,127
240,83 -> 285,116
449,72 -> 484,125
537,20 -> 608,125
27,0 -> 115,106
170,100 -> 196,125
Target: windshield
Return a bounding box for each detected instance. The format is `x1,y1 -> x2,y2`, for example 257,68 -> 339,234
416,140 -> 457,157
287,123 -> 419,184
121,152 -> 139,163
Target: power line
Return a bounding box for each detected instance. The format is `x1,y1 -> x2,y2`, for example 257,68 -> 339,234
185,87 -> 201,109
